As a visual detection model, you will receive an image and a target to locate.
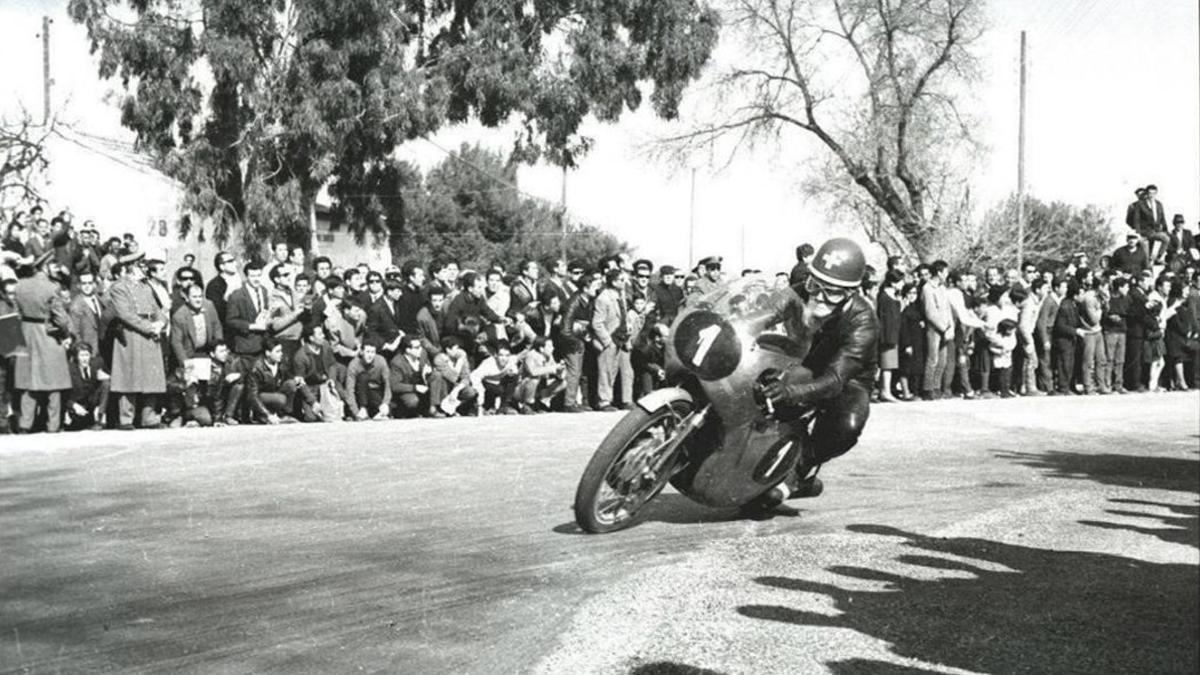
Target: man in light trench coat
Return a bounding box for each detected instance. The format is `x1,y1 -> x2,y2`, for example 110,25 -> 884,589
107,252 -> 168,429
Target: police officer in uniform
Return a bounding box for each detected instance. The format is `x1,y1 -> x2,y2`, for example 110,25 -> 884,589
11,251 -> 72,432
750,237 -> 880,512
108,252 -> 168,429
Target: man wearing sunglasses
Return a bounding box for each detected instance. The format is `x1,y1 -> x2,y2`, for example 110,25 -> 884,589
752,237 -> 880,512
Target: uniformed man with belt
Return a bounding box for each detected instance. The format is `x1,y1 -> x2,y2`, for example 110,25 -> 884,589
107,251 -> 168,429
11,251 -> 72,432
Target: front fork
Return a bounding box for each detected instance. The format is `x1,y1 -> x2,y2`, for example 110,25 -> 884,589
650,404 -> 711,479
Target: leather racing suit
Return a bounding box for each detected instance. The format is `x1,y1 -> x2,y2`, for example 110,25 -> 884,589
764,286 -> 880,467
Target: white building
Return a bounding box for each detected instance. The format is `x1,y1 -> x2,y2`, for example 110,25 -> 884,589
38,126 -> 392,273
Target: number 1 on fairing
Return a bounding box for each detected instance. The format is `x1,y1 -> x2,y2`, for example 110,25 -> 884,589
692,324 -> 721,367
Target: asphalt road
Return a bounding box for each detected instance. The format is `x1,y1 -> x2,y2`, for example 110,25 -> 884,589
1,393 -> 1197,674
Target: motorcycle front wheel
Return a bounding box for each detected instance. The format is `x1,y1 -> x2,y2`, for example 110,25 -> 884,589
573,400 -> 695,533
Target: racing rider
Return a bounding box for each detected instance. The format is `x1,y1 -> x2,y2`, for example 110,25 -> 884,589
750,237 -> 879,513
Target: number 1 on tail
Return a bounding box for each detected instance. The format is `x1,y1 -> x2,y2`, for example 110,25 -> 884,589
692,324 -> 721,366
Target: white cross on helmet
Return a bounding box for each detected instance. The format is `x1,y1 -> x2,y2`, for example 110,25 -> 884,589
822,249 -> 849,269
810,237 -> 866,287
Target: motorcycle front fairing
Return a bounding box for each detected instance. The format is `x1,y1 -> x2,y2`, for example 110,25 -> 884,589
664,276 -> 814,508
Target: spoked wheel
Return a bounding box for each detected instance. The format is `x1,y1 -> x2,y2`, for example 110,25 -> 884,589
573,400 -> 695,533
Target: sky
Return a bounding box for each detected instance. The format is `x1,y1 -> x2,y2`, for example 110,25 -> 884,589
2,0 -> 1197,272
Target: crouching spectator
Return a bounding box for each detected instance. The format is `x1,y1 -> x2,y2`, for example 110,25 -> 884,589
390,336 -> 439,418
516,337 -> 566,413
430,336 -> 476,417
292,323 -> 347,422
185,341 -> 245,427
65,342 -> 109,430
470,340 -> 520,414
246,339 -> 302,424
345,339 -> 391,421
170,283 -> 225,426
631,323 -> 669,398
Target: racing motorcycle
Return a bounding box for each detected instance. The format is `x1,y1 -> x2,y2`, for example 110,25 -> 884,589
573,275 -> 819,533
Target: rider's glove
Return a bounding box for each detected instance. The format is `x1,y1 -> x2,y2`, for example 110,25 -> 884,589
762,366 -> 815,406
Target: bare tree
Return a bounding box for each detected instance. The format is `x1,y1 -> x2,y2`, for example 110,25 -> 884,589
1,111 -> 53,213
933,194 -> 1116,271
659,0 -> 986,260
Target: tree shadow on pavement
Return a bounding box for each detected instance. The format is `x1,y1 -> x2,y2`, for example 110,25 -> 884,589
737,524 -> 1199,675
825,658 -> 942,674
1078,498 -> 1200,549
993,448 -> 1200,492
627,661 -> 725,675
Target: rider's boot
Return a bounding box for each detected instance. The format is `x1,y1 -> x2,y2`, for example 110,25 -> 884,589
739,460 -> 823,516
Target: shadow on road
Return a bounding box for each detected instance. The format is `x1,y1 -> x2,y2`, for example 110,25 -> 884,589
737,524 -> 1199,675
552,493 -> 800,535
1078,498 -> 1200,549
994,448 -> 1200,492
627,661 -> 725,675
825,659 -> 942,674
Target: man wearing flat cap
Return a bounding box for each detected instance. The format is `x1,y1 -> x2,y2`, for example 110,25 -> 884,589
694,256 -> 724,296
11,250 -> 73,433
108,252 -> 168,429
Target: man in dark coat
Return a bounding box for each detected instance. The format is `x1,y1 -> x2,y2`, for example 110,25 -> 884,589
65,342 -> 109,431
1167,215 -> 1197,267
1034,277 -> 1063,393
366,279 -> 405,355
389,336 -> 437,417
245,339 -> 303,423
68,271 -> 105,356
205,251 -> 239,322
558,272 -> 601,412
651,265 -> 684,325
1110,233 -> 1150,277
225,261 -> 271,369
107,253 -> 168,429
12,252 -> 73,432
1051,280 -> 1081,394
1128,185 -> 1169,262
1124,274 -> 1151,390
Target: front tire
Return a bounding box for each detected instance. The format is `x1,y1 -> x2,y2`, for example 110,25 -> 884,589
573,400 -> 694,533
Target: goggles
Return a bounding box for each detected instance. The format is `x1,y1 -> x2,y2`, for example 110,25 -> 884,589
805,276 -> 854,304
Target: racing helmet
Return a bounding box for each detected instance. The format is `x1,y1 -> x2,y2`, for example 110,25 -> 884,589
808,237 -> 866,288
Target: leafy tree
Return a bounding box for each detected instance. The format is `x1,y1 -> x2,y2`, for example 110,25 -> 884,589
68,0 -> 720,253
360,143 -> 628,271
659,0 -> 985,260
930,194 -> 1117,271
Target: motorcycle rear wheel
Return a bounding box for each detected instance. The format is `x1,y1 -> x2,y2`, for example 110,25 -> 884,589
573,400 -> 695,533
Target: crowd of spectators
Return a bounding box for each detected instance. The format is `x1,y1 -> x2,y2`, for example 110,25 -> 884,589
875,185 -> 1200,402
1,184 -> 1197,435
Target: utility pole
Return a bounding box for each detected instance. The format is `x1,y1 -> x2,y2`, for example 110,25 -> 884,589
740,223 -> 747,273
1016,30 -> 1027,270
559,163 -> 568,264
42,16 -> 52,126
687,167 -> 697,270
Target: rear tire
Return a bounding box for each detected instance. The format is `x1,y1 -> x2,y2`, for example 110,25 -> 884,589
573,400 -> 694,533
